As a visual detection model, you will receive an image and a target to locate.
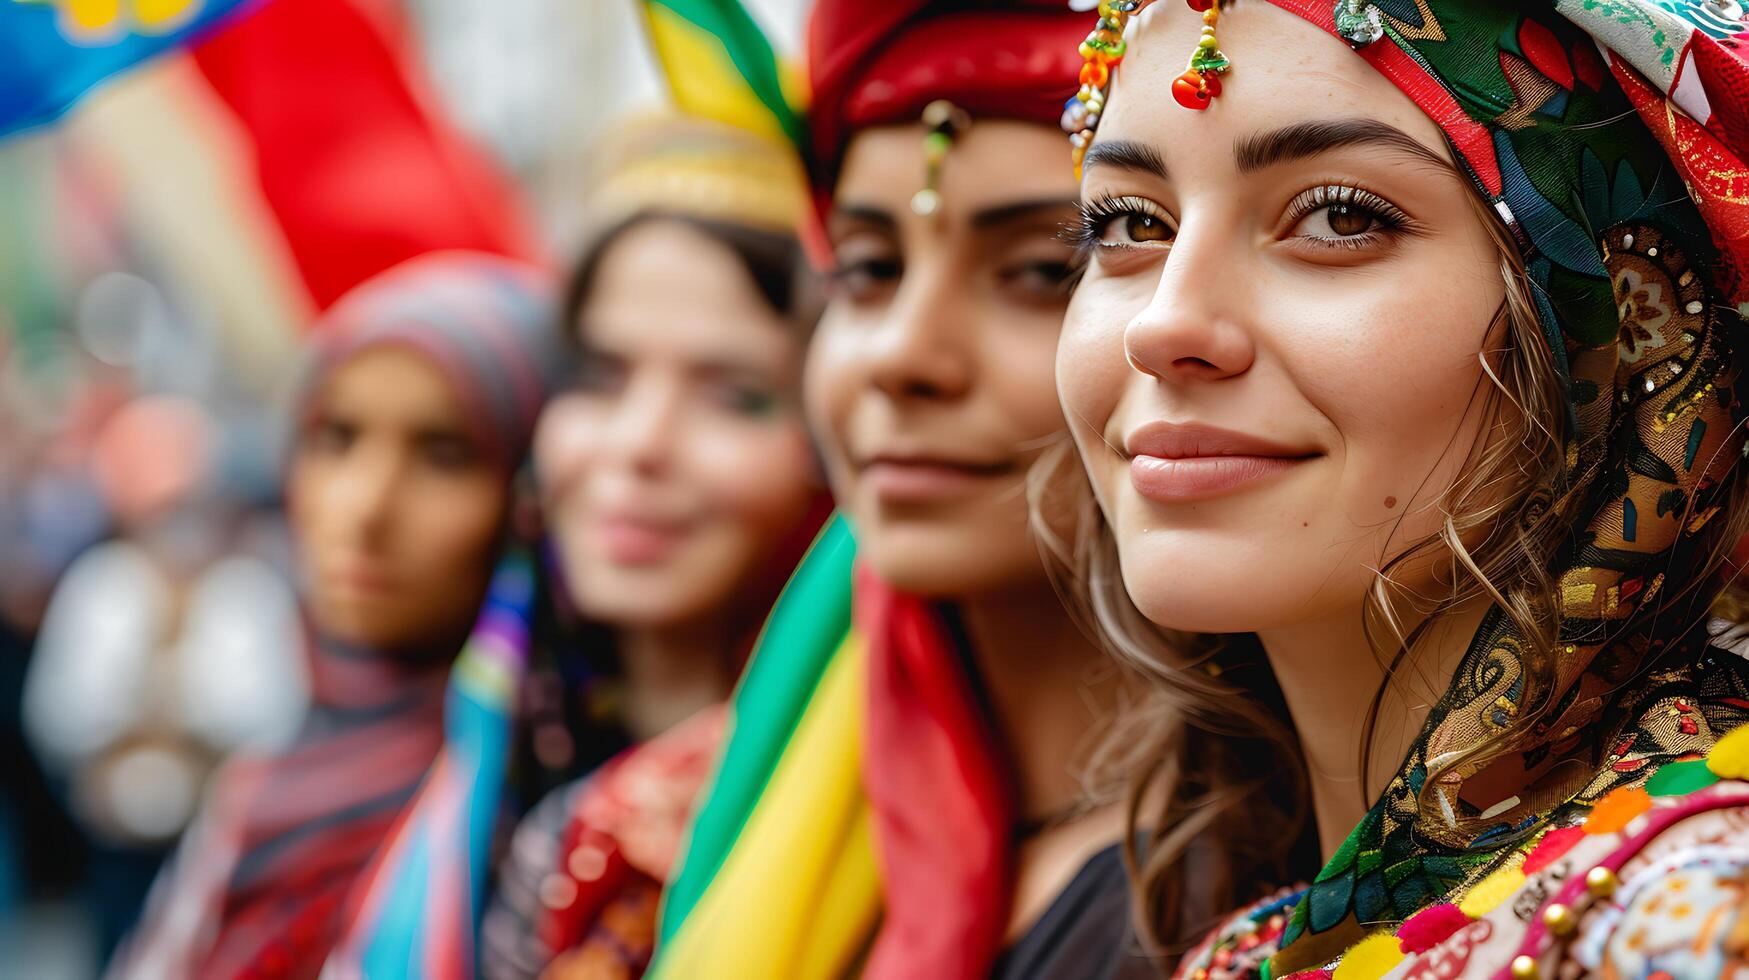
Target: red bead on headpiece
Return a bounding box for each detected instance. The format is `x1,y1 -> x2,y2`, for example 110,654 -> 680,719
1175,0 -> 1230,109
1064,0 -> 1230,178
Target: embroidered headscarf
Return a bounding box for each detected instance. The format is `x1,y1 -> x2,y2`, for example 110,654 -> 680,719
1080,0 -> 1749,971
651,3 -> 1087,979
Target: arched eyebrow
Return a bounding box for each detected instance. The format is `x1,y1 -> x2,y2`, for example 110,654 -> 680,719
831,199 -> 1078,232
1081,140 -> 1170,181
829,203 -> 897,232
1082,119 -> 1446,182
970,198 -> 1081,229
1234,118 -> 1447,173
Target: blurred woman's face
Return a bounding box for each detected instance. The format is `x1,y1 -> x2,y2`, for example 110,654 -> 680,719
536,220 -> 819,628
808,121 -> 1080,596
289,347 -> 508,650
1058,3 -> 1505,634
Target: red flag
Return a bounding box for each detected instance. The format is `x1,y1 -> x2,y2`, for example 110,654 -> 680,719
190,0 -> 538,311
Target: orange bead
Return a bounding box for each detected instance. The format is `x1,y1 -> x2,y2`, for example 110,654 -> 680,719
1584,785 -> 1652,834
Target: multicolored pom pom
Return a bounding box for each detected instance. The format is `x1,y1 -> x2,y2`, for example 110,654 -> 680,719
1706,723 -> 1749,780
1330,932 -> 1406,980
1458,865 -> 1525,918
1395,903 -> 1470,954
1521,824 -> 1584,874
1583,785 -> 1652,834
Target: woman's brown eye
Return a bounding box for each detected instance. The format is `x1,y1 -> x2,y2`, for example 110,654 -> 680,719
1325,203 -> 1374,236
1128,214 -> 1170,242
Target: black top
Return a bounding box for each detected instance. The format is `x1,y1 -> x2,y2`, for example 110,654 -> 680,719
991,843 -> 1168,980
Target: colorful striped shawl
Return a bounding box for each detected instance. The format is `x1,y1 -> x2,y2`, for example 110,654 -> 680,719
651,515 -> 1021,979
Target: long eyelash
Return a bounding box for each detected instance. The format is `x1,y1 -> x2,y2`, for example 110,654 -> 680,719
1060,195 -> 1114,253
1061,193 -> 1168,261
1283,184 -> 1416,247
824,262 -> 863,283
825,257 -> 901,284
1284,184 -> 1409,225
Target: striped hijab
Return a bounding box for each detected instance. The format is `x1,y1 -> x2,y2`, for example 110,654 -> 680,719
114,252 -> 558,980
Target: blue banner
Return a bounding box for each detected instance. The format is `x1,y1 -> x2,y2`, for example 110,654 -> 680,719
0,0 -> 261,138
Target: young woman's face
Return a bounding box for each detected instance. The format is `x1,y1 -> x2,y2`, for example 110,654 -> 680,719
536,220 -> 819,628
289,347 -> 508,650
1058,3 -> 1506,634
809,120 -> 1080,596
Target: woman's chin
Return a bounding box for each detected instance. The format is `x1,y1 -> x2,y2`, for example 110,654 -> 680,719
1126,590 -> 1262,636
1117,547 -> 1301,636
858,527 -> 1046,599
310,609 -> 428,653
572,574 -> 718,629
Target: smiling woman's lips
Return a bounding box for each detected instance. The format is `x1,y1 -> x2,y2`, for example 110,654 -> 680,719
862,459 -> 1015,503
327,561 -> 398,597
1129,454 -> 1310,503
1121,421 -> 1317,503
595,517 -> 689,565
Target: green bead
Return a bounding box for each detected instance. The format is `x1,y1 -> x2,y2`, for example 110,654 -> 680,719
1645,758 -> 1720,797
1189,48 -> 1230,72
924,131 -> 952,155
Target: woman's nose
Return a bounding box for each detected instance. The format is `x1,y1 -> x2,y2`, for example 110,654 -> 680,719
865,263 -> 976,403
1122,225 -> 1256,384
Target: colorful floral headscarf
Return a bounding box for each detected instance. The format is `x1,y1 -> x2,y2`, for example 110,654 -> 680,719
1250,0 -> 1749,970
1077,0 -> 1749,971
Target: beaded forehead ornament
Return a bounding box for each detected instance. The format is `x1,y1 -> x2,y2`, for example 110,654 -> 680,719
1065,0 -> 1228,176
1066,0 -> 1393,176
913,99 -> 971,217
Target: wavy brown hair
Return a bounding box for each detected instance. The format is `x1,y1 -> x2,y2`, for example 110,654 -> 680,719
1031,173 -> 1749,958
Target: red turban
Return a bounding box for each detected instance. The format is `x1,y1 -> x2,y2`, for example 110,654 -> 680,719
805,0 -> 1087,187
799,4 -> 1091,976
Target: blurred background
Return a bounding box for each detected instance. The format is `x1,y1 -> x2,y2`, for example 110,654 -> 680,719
0,1 -> 803,974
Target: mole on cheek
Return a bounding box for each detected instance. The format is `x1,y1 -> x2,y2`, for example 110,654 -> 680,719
1384,496 -> 1398,509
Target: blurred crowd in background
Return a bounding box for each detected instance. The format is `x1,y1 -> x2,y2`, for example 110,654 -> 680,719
0,2 -> 803,973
